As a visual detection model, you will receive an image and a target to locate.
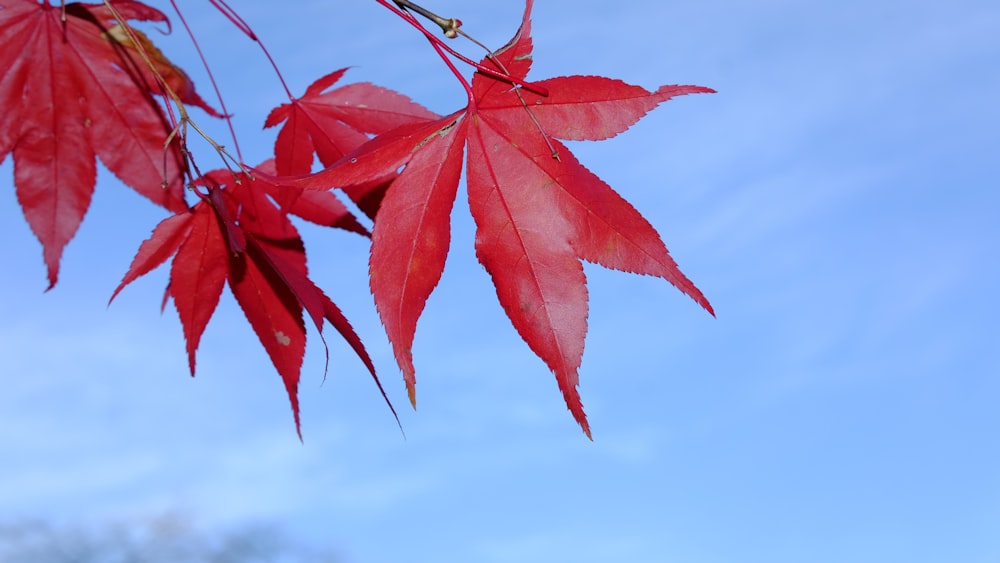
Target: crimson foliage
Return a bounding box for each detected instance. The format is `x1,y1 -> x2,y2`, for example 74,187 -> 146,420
1,0 -> 712,437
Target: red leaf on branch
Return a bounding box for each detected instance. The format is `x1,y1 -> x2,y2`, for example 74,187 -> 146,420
368,119 -> 467,406
112,170 -> 395,438
298,0 -> 713,436
254,159 -> 369,236
264,68 -> 438,176
0,0 -> 213,287
170,198 -> 229,374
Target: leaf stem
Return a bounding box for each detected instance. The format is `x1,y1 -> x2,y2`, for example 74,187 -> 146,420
381,0 -> 473,99
167,0 -> 245,166
477,52 -> 560,160
103,0 -> 252,184
101,1 -> 183,124
373,0 -> 549,97
205,0 -> 295,103
101,0 -> 193,186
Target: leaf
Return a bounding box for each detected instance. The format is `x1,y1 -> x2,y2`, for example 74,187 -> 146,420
299,0 -> 713,436
369,119 -> 467,406
264,68 -> 438,176
0,0 -> 210,288
109,211 -> 193,303
228,236 -> 309,435
112,169 -> 394,438
254,159 -> 369,236
170,201 -> 229,375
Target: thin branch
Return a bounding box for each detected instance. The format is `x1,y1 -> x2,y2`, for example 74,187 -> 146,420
392,0 -> 461,38
206,0 -> 294,101
167,0 -> 245,166
374,0 -> 548,97
102,0 -> 249,183
387,1 -> 473,99
388,0 -> 558,158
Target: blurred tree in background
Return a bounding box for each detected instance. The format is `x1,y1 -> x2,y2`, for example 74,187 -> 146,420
0,513 -> 337,562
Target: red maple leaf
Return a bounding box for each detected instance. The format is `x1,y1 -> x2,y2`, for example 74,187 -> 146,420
0,0 -> 220,288
253,158 -> 370,237
111,169 -> 394,438
264,67 -> 438,176
297,0 -> 714,437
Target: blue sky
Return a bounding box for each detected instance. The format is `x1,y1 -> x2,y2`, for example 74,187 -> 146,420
1,0 -> 998,561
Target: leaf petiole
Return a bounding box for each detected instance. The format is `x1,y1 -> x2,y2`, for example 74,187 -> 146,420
374,0 -> 549,97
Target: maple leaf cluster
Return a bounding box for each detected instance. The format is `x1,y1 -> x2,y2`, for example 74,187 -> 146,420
0,0 -> 713,438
